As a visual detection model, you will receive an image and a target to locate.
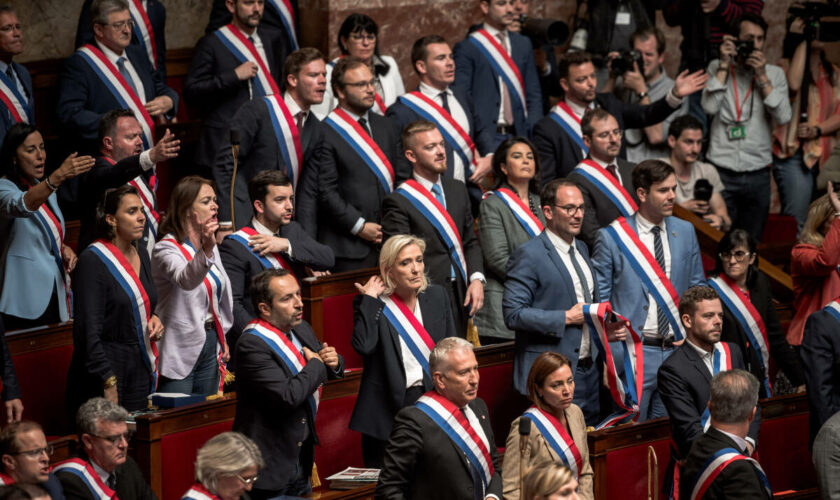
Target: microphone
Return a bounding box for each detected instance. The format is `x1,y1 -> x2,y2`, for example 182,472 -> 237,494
519,417 -> 531,494
229,129 -> 241,228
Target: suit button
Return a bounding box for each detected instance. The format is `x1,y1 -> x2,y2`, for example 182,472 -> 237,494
643,306 -> 648,311
298,442 -> 302,447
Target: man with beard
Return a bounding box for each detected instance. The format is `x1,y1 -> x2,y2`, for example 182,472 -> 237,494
0,5 -> 34,147
0,422 -> 64,499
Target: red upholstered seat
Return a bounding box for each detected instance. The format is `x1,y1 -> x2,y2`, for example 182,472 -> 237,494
315,394 -> 364,478
159,421 -> 233,500
321,294 -> 363,370
477,361 -> 529,447
604,438 -> 671,497
14,344 -> 73,435
757,411 -> 815,492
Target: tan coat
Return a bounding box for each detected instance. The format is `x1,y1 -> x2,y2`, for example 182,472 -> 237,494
501,405 -> 594,500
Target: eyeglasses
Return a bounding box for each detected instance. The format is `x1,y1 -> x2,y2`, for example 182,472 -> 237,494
12,445 -> 53,458
554,204 -> 585,216
593,129 -> 623,140
719,250 -> 752,262
344,79 -> 376,89
348,33 -> 376,42
92,431 -> 133,446
236,474 -> 259,485
0,23 -> 22,33
101,19 -> 135,31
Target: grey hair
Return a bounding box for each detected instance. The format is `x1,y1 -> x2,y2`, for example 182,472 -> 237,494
196,432 -> 265,493
429,337 -> 474,375
709,369 -> 760,424
76,397 -> 130,437
91,0 -> 129,26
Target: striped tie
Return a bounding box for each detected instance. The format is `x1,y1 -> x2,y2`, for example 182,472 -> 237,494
652,226 -> 669,338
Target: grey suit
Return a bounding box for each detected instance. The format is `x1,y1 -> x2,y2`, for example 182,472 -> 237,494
814,410 -> 840,500
567,158 -> 637,250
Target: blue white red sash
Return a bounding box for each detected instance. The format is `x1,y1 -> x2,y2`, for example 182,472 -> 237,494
825,299 -> 840,324
468,29 -> 527,118
398,91 -> 477,175
699,342 -> 734,431
128,0 -> 157,69
181,483 -> 221,500
160,237 -> 227,393
708,275 -> 772,396
584,302 -> 645,428
395,180 -> 467,282
328,56 -> 386,114
214,24 -> 280,97
604,217 -> 685,340
242,318 -> 320,414
415,391 -> 494,489
482,188 -> 543,238
323,108 -> 394,192
574,159 -> 637,217
0,472 -> 14,485
688,447 -> 770,500
227,226 -> 293,273
101,157 -> 159,258
522,407 -> 583,478
267,0 -> 298,50
54,458 -> 118,500
0,69 -> 32,124
550,103 -> 588,157
90,240 -> 157,386
77,44 -> 155,149
381,294 -> 435,377
263,94 -> 303,190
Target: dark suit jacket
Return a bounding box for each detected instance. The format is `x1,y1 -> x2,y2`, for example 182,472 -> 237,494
568,157 -> 638,250
183,27 -> 286,170
453,29 -> 543,137
213,98 -> 322,226
205,0 -> 298,52
233,319 -> 344,491
75,0 -> 168,79
376,396 -> 503,500
0,317 -> 21,402
0,62 -> 33,147
658,342 -> 760,458
679,427 -> 772,500
350,286 -> 457,441
534,92 -> 678,183
57,455 -> 156,500
503,231 -> 600,395
380,176 -> 483,335
298,112 -> 410,263
801,307 -> 840,440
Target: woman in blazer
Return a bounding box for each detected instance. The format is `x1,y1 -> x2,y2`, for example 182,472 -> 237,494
503,352 -> 594,500
0,123 -> 94,330
68,186 -> 164,414
153,176 -> 233,397
475,137 -> 545,344
350,234 -> 456,468
311,13 -> 405,119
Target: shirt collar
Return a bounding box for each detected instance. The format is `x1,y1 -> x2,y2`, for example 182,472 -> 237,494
96,40 -> 125,62
635,212 -> 666,235
89,459 -> 111,485
715,427 -> 749,453
546,227 -> 575,255
589,155 -> 615,169
686,338 -> 713,360
412,172 -> 442,193
563,98 -> 595,119
251,217 -> 276,236
339,106 -> 367,123
482,23 -> 506,41
283,92 -> 304,118
647,68 -> 666,89
418,81 -> 452,99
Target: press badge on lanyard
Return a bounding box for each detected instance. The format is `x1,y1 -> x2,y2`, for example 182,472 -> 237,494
729,66 -> 752,141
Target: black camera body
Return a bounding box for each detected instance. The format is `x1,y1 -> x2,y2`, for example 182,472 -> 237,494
788,1 -> 840,42
735,40 -> 754,62
610,50 -> 644,75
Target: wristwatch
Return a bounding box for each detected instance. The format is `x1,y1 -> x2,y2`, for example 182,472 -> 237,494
637,91 -> 649,99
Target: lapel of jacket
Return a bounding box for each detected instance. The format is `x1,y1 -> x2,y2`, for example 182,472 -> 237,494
664,216 -> 678,278
681,342 -> 713,385
383,296 -> 406,367
625,213 -> 652,296
258,27 -> 276,77
539,231 -> 576,298
574,239 -> 598,299
617,159 -> 636,198
125,48 -> 152,102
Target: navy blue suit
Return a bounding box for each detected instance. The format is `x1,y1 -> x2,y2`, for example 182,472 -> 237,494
205,0 -> 298,53
801,306 -> 840,442
0,62 -> 33,147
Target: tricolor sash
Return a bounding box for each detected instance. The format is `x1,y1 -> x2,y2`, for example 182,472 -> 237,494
263,94 -> 303,190
688,448 -> 771,500
53,458 -> 118,500
605,217 -> 685,340
398,91 -> 477,175
214,24 -> 280,97
77,44 -> 155,148
550,103 -> 587,156
328,56 -> 386,114
708,275 -> 772,396
468,29 -> 528,118
381,294 -> 435,377
323,108 -> 395,192
128,0 -> 157,69
0,69 -> 32,124
100,157 -> 159,258
584,302 -> 645,428
482,188 -> 543,238
90,240 -> 157,387
574,159 -> 637,217
395,180 -> 467,282
699,342 -> 734,431
160,237 -> 227,392
825,299 -> 840,324
242,318 -> 320,414
227,226 -> 293,273
415,391 -> 495,489
267,0 -> 298,50
181,483 -> 221,500
0,472 -> 14,485
522,407 -> 583,478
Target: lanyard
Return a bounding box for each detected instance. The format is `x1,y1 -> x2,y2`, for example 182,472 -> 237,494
731,66 -> 754,123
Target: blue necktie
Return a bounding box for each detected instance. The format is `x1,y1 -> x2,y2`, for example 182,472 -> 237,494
117,57 -> 138,96
652,226 -> 669,338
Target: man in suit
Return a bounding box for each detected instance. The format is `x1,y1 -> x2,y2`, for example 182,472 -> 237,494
534,51 -> 706,182
567,108 -> 638,249
55,398 -> 155,500
215,47 -> 326,231
592,159 -> 705,421
220,170 -> 334,355
813,409 -> 840,499
234,269 -> 344,500
801,299 -> 840,443
504,178 -> 624,424
679,370 -> 771,500
183,0 -> 287,177
297,56 -> 409,272
381,120 -> 485,337
0,6 -> 34,147
387,35 -> 495,213
0,421 -> 66,498
377,337 -> 502,500
453,0 -> 543,142
57,0 -> 177,156
205,0 -> 298,55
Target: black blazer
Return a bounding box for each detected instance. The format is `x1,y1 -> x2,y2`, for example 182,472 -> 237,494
57,455 -> 156,500
205,0 -> 298,51
233,320 -> 344,491
679,427 -> 772,500
349,286 -> 457,441
801,307 -> 840,440
568,157 -> 637,250
534,92 -> 677,183
376,396 -> 502,500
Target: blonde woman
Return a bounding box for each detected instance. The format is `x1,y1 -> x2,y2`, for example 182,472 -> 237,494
522,462 -> 580,500
182,432 -> 264,500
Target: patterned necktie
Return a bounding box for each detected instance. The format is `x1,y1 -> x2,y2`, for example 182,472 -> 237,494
358,117 -> 371,137
652,226 -> 670,338
116,57 -> 138,96
606,164 -> 618,181
296,111 -> 305,131
495,32 -> 514,126
568,245 -> 592,303
107,472 -> 117,490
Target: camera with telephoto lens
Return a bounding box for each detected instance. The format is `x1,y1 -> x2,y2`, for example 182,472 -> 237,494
610,50 -> 644,75
734,40 -> 755,62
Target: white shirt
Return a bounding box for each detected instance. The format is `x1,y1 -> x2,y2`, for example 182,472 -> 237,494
418,82 -> 470,182
251,217 -> 293,258
90,459 -> 113,487
635,213 -> 672,337
482,23 -> 511,126
245,30 -> 269,100
284,91 -> 307,128
96,41 -> 146,102
545,229 -> 594,359
589,155 -> 623,186
716,427 -> 750,454
686,338 -> 714,375
564,98 -> 595,119
396,297 -> 425,389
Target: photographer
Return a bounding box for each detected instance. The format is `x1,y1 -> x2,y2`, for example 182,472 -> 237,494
702,13 -> 791,243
